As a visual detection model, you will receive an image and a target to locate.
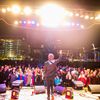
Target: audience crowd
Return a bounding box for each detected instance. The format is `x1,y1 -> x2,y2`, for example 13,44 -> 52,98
0,64 -> 100,89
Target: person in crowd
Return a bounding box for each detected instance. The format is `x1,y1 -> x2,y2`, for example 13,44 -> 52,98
35,67 -> 42,85
26,67 -> 32,86
0,66 -> 5,84
31,68 -> 35,87
78,71 -> 87,86
54,75 -> 62,86
9,69 -> 17,88
66,71 -> 72,86
3,65 -> 10,87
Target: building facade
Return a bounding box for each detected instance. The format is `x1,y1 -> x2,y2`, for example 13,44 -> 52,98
0,38 -> 26,60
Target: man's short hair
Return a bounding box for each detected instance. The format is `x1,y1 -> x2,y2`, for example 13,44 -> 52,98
48,53 -> 54,58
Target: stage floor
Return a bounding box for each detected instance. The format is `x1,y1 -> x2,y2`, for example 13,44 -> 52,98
0,87 -> 100,100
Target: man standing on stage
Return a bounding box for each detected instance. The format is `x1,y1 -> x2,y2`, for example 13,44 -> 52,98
44,50 -> 62,100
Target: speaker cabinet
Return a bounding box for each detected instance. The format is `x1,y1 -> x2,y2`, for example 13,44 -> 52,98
88,84 -> 100,94
0,84 -> 6,93
72,81 -> 84,90
54,86 -> 67,95
34,86 -> 45,94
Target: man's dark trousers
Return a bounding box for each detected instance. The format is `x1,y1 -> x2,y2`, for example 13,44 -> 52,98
46,78 -> 54,98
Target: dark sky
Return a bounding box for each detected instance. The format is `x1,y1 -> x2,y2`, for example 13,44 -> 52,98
0,0 -> 100,10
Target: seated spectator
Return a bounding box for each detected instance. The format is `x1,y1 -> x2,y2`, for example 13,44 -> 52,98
54,75 -> 62,86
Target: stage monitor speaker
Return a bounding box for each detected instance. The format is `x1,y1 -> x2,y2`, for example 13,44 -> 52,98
0,83 -> 6,93
88,84 -> 100,94
54,86 -> 67,95
34,86 -> 45,94
72,81 -> 84,90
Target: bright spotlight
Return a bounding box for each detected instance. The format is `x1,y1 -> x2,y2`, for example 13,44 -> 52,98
69,12 -> 73,16
64,11 -> 73,16
90,17 -> 94,20
36,23 -> 40,27
2,8 -> 6,13
32,21 -> 36,24
23,7 -> 32,15
72,22 -> 75,26
80,15 -> 84,18
14,21 -> 18,25
23,21 -> 26,24
11,5 -> 20,14
28,21 -> 31,24
95,14 -> 100,20
84,15 -> 89,19
76,23 -> 80,26
80,25 -> 84,29
37,4 -> 66,28
66,22 -> 71,26
7,7 -> 11,12
75,13 -> 79,16
19,21 -> 22,24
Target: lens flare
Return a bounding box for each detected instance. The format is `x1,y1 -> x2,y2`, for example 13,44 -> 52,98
36,3 -> 66,28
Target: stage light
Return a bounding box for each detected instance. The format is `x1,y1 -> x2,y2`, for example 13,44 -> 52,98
75,13 -> 79,16
72,23 -> 75,26
84,15 -> 89,19
80,15 -> 84,18
80,25 -> 84,29
76,23 -> 80,26
95,17 -> 98,20
11,5 -> 20,14
66,22 -> 71,26
23,21 -> 26,24
90,17 -> 94,20
65,11 -> 73,17
21,12 -> 24,15
23,7 -> 32,15
32,21 -> 36,24
7,7 -> 11,12
28,21 -> 31,24
19,21 -> 22,24
37,3 -> 66,28
36,23 -> 40,27
95,14 -> 100,20
14,21 -> 18,25
69,12 -> 74,16
2,8 -> 6,13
